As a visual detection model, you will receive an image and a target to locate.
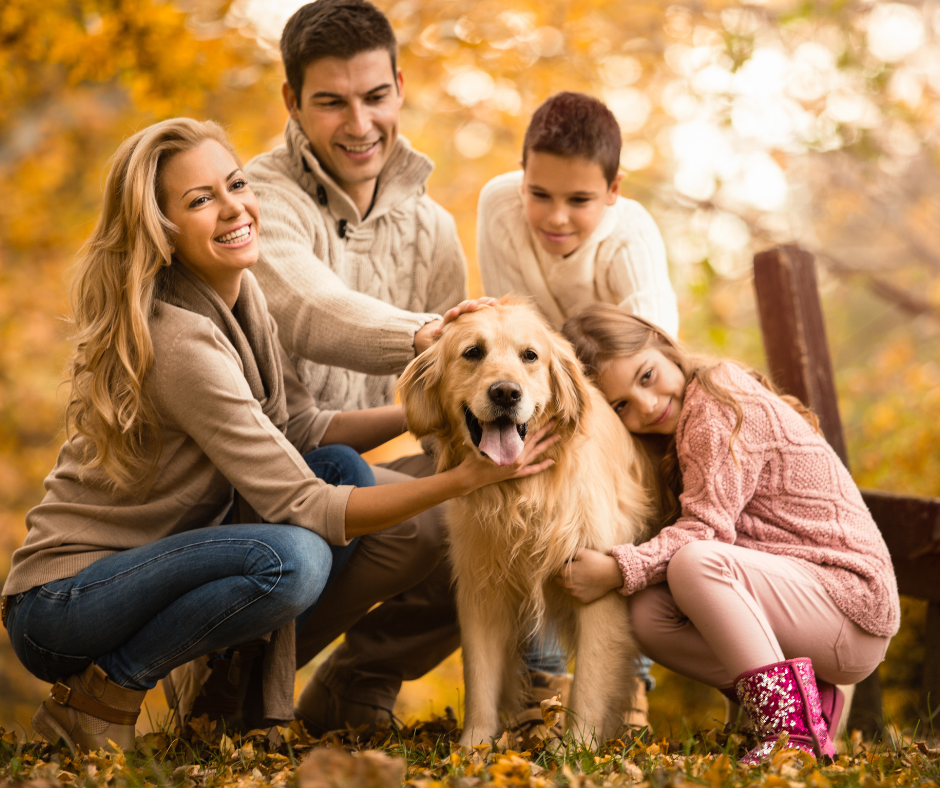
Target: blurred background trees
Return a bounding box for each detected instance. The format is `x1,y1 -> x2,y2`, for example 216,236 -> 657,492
2,0 -> 938,735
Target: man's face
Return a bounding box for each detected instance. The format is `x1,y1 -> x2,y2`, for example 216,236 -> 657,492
283,49 -> 404,200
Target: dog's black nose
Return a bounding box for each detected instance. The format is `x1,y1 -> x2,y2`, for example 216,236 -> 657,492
489,381 -> 522,405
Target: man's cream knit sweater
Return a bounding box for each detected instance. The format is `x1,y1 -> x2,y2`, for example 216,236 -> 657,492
246,120 -> 468,411
477,171 -> 679,337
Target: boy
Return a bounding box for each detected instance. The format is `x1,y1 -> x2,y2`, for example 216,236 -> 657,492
477,91 -> 678,338
477,91 -> 675,726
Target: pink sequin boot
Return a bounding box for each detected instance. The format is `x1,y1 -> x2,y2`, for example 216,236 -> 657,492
817,680 -> 845,734
734,657 -> 836,765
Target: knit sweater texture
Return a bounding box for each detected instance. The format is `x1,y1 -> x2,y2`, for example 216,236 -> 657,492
477,171 -> 679,337
245,120 -> 468,411
611,363 -> 901,639
3,269 -> 352,599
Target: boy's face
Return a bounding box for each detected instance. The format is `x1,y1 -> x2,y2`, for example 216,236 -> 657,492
283,49 -> 404,203
522,151 -> 620,258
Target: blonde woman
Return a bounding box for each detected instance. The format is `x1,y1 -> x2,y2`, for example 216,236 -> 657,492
1,118 -> 556,754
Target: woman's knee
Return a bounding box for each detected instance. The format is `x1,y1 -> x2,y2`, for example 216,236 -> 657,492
252,527 -> 333,616
303,445 -> 375,488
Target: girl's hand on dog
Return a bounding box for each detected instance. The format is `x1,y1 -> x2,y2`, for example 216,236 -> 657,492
554,548 -> 625,604
455,419 -> 559,493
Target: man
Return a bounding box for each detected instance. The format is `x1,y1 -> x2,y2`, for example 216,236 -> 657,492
241,0 -> 476,734
247,0 -> 468,411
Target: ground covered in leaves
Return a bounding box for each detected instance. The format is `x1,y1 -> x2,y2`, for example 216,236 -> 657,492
1,713 -> 939,788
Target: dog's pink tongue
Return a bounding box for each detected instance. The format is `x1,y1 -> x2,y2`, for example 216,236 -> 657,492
479,421 -> 524,466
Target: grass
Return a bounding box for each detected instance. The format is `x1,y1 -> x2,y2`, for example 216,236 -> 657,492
1,712 -> 938,788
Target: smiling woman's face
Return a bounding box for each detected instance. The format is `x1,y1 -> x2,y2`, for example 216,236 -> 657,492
161,139 -> 260,306
596,349 -> 687,435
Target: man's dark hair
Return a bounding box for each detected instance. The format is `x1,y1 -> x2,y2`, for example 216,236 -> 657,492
281,0 -> 398,106
522,92 -> 622,185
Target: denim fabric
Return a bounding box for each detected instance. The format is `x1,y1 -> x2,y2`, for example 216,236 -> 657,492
522,630 -> 568,676
6,445 -> 373,690
523,631 -> 655,690
637,655 -> 655,691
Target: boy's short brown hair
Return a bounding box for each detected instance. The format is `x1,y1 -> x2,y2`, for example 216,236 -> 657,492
280,0 -> 398,106
522,92 -> 622,185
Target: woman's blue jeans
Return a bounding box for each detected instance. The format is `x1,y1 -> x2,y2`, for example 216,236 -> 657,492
6,445 -> 373,691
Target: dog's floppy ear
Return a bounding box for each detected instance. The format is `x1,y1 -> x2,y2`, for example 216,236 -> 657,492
397,341 -> 447,437
550,336 -> 593,429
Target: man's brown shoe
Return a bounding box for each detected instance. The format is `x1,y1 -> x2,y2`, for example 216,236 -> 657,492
294,672 -> 392,736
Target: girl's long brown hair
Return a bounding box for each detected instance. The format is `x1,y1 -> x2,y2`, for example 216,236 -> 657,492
562,304 -> 819,527
66,118 -> 234,490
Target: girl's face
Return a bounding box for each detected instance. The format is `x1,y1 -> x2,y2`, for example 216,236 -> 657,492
161,140 -> 259,305
597,349 -> 687,435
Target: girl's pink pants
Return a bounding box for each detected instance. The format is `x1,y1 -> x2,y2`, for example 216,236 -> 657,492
627,541 -> 890,689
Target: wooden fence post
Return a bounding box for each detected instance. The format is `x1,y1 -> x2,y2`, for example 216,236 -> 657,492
922,601 -> 940,734
752,245 -> 848,465
753,245 -> 883,736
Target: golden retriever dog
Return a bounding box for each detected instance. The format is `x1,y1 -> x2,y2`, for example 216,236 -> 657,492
397,300 -> 655,747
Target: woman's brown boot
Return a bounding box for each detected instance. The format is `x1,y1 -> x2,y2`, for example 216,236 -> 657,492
31,663 -> 145,753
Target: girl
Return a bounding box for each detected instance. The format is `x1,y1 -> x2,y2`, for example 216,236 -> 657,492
1,118 -> 555,754
557,304 -> 899,763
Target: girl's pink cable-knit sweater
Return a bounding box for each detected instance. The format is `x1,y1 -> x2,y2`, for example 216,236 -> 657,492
610,362 -> 901,639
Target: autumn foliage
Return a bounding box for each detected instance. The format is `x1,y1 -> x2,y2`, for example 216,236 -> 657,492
1,0 -> 939,742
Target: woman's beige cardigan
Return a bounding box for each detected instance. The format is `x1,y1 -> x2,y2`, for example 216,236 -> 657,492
3,269 -> 354,722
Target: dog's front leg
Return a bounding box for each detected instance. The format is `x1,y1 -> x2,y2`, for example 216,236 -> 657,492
567,592 -> 637,746
457,584 -> 515,748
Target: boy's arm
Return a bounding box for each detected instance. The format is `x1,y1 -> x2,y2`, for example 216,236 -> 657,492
251,183 -> 441,376
606,201 -> 680,339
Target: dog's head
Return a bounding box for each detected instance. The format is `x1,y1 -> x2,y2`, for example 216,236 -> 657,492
398,299 -> 593,467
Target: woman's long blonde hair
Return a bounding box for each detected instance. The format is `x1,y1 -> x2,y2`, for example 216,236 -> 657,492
66,118 -> 234,490
562,304 -> 819,526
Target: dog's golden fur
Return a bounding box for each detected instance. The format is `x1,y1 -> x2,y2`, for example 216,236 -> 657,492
398,300 -> 656,746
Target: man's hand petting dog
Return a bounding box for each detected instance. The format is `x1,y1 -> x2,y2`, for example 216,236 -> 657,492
414,298 -> 499,355
455,419 -> 559,494
555,548 -> 625,604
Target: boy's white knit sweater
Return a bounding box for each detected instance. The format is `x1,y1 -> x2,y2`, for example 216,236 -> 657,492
246,120 -> 468,411
477,171 -> 679,337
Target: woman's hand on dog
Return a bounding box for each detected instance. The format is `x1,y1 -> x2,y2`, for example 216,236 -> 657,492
454,419 -> 559,492
554,548 -> 625,604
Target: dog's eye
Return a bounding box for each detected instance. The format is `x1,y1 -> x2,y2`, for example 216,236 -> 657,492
463,345 -> 482,360
521,349 -> 538,362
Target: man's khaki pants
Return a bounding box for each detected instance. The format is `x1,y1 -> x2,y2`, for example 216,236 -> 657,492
294,453 -> 460,711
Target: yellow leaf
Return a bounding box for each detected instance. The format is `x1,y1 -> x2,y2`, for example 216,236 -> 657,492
540,694 -> 563,727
